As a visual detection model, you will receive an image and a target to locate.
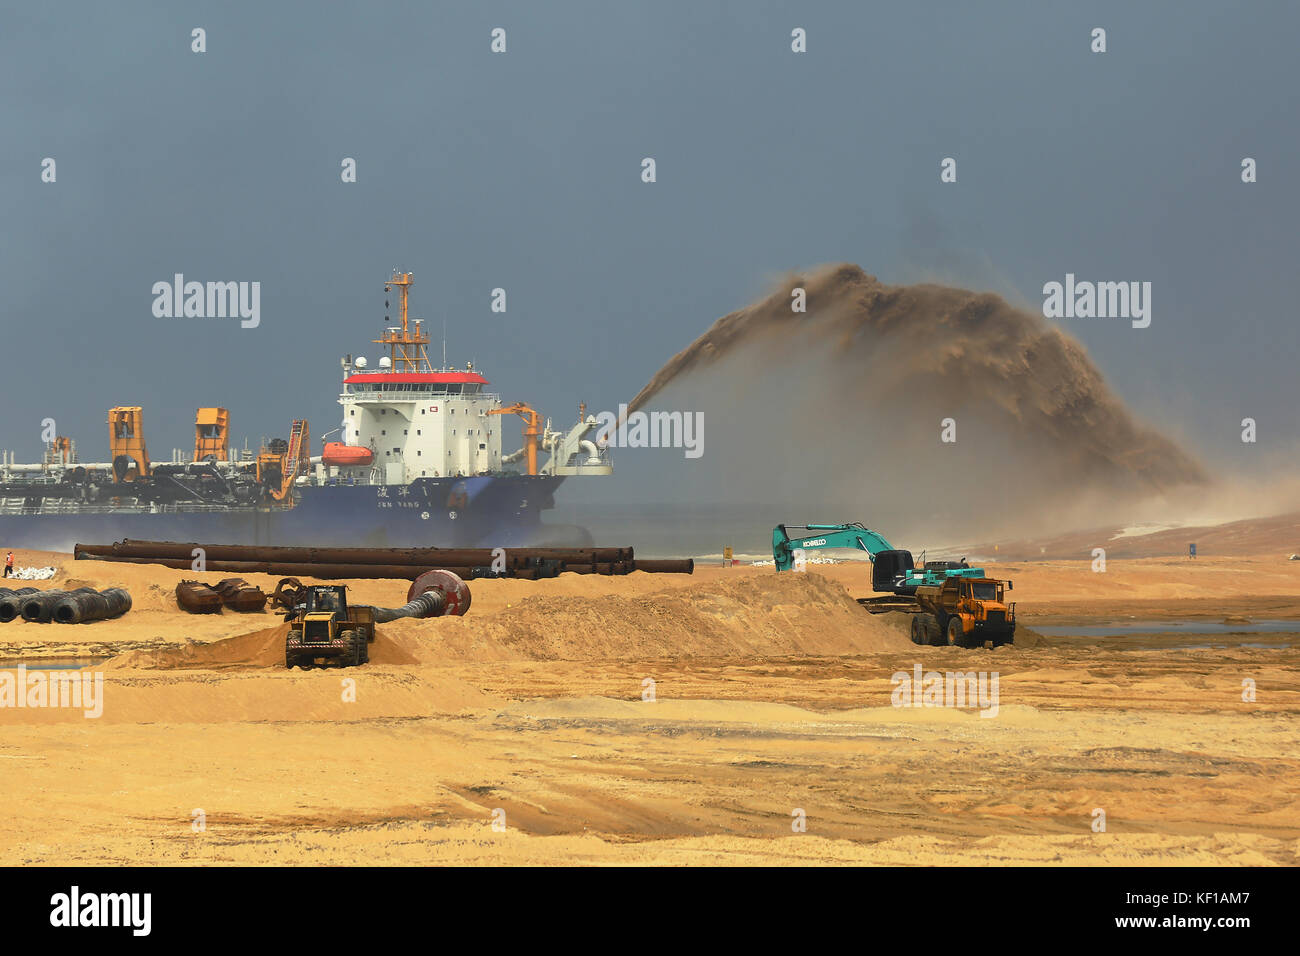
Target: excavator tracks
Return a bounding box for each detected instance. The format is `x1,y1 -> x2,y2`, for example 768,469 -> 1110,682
856,595 -> 920,615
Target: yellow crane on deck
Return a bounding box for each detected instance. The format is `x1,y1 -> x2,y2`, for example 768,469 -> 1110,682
488,403 -> 541,476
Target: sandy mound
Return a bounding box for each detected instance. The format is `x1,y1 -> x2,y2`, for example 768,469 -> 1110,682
104,623 -> 291,669
382,570 -> 914,662
105,621 -> 421,670
90,569 -> 1050,670
1012,626 -> 1049,649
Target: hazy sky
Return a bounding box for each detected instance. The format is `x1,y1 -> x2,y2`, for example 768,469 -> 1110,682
3,1 -> 1296,503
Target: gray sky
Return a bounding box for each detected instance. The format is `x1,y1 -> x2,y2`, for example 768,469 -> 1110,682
3,1 -> 1296,498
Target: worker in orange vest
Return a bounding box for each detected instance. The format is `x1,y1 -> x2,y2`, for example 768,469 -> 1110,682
3,552 -> 13,578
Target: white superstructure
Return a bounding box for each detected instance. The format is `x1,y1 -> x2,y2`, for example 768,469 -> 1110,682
336,358 -> 503,482
318,269 -> 613,484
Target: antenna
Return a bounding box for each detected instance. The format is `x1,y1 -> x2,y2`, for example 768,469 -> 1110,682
372,271 -> 429,372
442,320 -> 447,371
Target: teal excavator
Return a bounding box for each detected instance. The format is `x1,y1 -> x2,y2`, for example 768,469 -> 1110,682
771,522 -> 986,595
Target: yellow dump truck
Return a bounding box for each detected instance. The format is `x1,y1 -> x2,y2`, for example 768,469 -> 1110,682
910,575 -> 1015,647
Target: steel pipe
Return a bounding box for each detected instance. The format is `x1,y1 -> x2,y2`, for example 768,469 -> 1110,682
76,539 -> 634,566
0,587 -> 40,622
22,588 -> 95,623
370,590 -> 449,623
632,558 -> 695,574
53,587 -> 132,624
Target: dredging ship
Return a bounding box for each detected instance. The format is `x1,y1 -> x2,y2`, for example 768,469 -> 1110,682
0,272 -> 612,550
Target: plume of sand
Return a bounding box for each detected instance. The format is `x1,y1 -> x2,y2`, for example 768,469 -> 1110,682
623,264 -> 1207,543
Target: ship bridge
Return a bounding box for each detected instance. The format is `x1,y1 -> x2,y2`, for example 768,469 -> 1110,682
338,366 -> 503,483
333,272 -> 504,484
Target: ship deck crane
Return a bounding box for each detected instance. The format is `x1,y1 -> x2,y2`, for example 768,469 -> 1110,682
108,406 -> 151,482
256,420 -> 310,503
488,403 -> 541,476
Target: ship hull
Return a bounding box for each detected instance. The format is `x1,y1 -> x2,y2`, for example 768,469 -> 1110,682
0,475 -> 588,551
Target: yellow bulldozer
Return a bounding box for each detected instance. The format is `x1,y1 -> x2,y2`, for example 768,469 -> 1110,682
283,584 -> 375,668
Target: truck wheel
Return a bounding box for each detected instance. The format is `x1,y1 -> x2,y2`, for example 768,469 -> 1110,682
286,630 -> 302,669
917,613 -> 939,646
947,618 -> 965,647
341,629 -> 364,667
913,614 -> 929,645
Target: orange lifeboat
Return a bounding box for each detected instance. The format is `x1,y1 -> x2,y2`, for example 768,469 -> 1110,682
322,442 -> 374,467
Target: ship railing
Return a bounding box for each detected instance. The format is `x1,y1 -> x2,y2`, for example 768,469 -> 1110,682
0,499 -> 258,515
345,387 -> 502,404
310,473 -> 394,487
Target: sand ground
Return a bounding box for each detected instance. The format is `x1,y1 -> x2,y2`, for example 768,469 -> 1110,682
1,550 -> 1298,865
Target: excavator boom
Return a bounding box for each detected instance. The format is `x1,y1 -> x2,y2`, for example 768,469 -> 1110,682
772,521 -> 988,595
772,523 -> 895,570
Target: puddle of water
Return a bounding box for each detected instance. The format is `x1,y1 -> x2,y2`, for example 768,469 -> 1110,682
1035,619 -> 1300,637
1179,642 -> 1285,650
0,658 -> 107,671
1032,632 -> 1293,651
